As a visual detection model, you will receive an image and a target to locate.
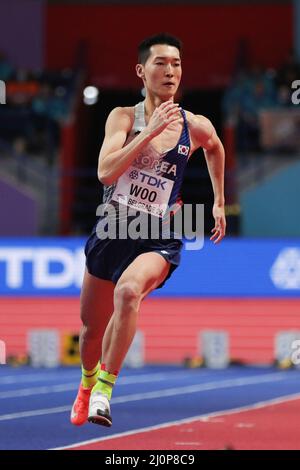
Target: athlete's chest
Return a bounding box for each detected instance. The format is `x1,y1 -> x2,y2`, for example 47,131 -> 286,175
149,121 -> 185,155
145,116 -> 197,156
126,112 -> 197,157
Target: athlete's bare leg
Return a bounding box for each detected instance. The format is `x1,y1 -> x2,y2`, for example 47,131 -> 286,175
80,269 -> 115,370
101,252 -> 170,373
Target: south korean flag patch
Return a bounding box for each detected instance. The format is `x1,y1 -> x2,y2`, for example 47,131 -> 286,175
178,144 -> 190,156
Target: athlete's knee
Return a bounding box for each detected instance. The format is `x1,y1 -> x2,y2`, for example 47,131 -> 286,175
114,281 -> 141,307
80,312 -> 102,339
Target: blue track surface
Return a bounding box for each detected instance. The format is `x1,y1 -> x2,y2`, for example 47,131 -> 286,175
0,365 -> 299,450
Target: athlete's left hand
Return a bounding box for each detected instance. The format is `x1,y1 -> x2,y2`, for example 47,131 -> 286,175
210,204 -> 226,244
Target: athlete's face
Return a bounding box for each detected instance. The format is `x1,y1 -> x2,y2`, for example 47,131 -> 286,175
137,44 -> 182,99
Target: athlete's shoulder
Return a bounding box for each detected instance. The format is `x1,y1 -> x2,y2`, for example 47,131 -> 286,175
105,106 -> 135,132
107,106 -> 134,121
184,110 -> 214,133
184,110 -> 215,147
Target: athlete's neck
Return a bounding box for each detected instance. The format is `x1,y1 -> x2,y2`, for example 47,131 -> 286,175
144,95 -> 174,122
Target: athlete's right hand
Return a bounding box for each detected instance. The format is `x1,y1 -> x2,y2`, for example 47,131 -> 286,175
145,100 -> 182,138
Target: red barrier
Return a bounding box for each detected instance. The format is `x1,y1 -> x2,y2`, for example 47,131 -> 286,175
1,297 -> 300,364
46,4 -> 292,90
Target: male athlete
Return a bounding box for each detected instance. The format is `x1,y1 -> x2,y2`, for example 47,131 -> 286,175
71,33 -> 226,427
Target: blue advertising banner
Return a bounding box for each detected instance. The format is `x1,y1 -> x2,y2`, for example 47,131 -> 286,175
0,238 -> 85,296
0,237 -> 299,297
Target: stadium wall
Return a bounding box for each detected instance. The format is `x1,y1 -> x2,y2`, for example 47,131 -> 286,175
46,3 -> 293,89
0,237 -> 299,364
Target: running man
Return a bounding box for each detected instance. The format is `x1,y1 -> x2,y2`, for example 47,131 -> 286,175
71,33 -> 226,427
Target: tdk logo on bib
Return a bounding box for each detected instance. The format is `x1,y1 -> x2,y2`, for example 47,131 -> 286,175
178,145 -> 189,156
129,170 -> 139,180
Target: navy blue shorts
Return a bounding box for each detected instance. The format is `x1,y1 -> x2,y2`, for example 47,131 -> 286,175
84,225 -> 183,289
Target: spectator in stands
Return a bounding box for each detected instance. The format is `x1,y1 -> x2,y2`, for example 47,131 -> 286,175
222,71 -> 249,123
0,62 -> 73,166
0,51 -> 14,81
223,66 -> 276,154
276,84 -> 292,108
276,49 -> 300,89
31,84 -> 67,162
238,75 -> 276,153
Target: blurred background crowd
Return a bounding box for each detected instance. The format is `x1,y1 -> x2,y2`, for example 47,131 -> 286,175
0,0 -> 299,239
0,0 -> 300,368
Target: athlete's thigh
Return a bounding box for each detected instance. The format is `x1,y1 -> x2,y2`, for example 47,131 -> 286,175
80,268 -> 115,330
116,252 -> 170,299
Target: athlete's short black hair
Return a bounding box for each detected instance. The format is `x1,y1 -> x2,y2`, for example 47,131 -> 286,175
138,33 -> 182,65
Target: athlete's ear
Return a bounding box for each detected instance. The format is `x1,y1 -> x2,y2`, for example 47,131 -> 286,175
136,64 -> 145,80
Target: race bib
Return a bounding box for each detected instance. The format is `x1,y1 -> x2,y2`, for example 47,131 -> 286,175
111,167 -> 174,217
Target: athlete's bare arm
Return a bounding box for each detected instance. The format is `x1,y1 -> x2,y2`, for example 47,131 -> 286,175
98,101 -> 181,185
187,112 -> 226,244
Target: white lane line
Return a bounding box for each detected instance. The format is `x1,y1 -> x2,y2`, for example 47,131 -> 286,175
52,391 -> 300,450
111,372 -> 288,404
0,370 -> 212,399
0,371 -> 291,422
0,372 -> 79,385
0,405 -> 71,422
0,383 -> 78,399
0,369 -> 207,386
